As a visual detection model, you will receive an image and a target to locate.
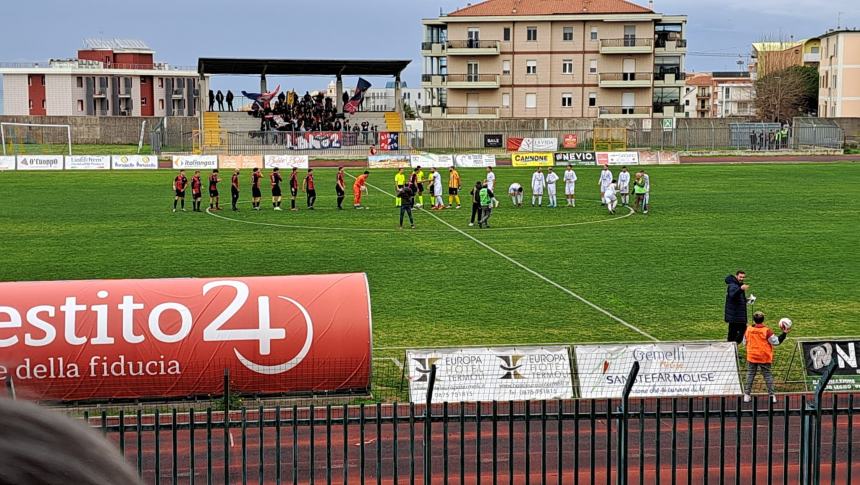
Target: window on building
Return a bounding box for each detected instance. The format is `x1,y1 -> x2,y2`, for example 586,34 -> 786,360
685,99 -> 690,106
811,46 -> 820,54
503,27 -> 511,41
833,74 -> 837,88
590,27 -> 598,41
76,77 -> 83,88
562,93 -> 573,107
141,97 -> 147,106
502,60 -> 511,75
589,59 -> 597,74
159,99 -> 164,110
41,100 -> 46,109
526,60 -> 537,75
563,27 -> 574,41
158,78 -> 163,88
77,100 -> 84,111
502,93 -> 511,107
724,87 -> 731,98
527,27 -> 538,41
29,100 -> 33,109
562,59 -> 573,74
41,76 -> 45,86
525,93 -> 537,108
588,93 -> 597,107
28,76 -> 32,86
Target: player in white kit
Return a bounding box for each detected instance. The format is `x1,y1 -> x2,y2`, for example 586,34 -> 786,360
531,167 -> 546,207
617,166 -> 631,206
545,167 -> 559,208
563,164 -> 577,207
508,182 -> 524,207
642,170 -> 650,214
598,166 -> 613,205
486,167 -> 499,208
603,179 -> 618,214
431,168 -> 444,209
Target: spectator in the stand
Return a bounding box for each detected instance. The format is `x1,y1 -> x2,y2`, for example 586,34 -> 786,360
333,118 -> 342,131
361,121 -> 370,144
216,90 -> 224,111
226,90 -> 235,111
208,90 -> 215,111
749,131 -> 758,151
371,124 -> 378,144
342,91 -> 350,108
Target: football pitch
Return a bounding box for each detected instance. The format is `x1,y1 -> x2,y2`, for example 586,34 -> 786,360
1,163 -> 858,373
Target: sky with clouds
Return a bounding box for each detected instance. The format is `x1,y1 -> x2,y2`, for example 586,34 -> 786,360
0,0 -> 856,97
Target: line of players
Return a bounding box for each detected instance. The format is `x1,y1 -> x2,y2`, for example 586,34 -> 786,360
171,164 -> 650,215
172,167 -> 373,212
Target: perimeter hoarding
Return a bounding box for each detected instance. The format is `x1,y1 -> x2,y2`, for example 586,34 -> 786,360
454,154 -> 496,168
219,155 -> 263,170
0,274 -> 372,402
574,342 -> 742,398
801,339 -> 860,391
407,346 -> 574,404
173,155 -> 218,170
410,153 -> 454,168
112,155 -> 159,170
0,156 -> 15,170
16,155 -> 63,170
511,153 -> 554,167
368,155 -> 410,168
264,155 -> 309,169
65,155 -> 111,170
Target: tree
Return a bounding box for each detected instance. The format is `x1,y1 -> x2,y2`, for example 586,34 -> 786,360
754,66 -> 818,122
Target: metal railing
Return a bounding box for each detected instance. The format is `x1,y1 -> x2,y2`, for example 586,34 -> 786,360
599,106 -> 651,115
655,38 -> 688,48
445,106 -> 499,116
600,72 -> 653,82
421,42 -> 444,51
0,61 -> 197,72
600,38 -> 654,48
446,40 -> 499,50
445,74 -> 499,83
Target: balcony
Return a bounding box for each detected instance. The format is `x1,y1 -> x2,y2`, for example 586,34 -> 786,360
653,102 -> 683,116
803,52 -> 820,63
654,72 -> 686,86
598,72 -> 652,88
655,38 -> 687,53
94,87 -> 108,97
420,41 -> 447,57
696,89 -> 711,99
445,106 -> 499,119
171,89 -> 185,98
448,74 -> 500,89
599,38 -> 653,54
446,40 -> 500,56
598,106 -> 651,118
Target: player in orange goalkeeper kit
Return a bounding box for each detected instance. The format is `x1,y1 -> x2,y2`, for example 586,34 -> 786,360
353,171 -> 370,208
741,311 -> 790,403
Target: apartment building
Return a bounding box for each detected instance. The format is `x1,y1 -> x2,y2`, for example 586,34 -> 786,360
1,39 -> 201,117
420,0 -> 687,120
682,72 -> 754,118
751,38 -> 820,79
818,29 -> 860,117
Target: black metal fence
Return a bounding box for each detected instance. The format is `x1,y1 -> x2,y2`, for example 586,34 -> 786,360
83,392 -> 857,484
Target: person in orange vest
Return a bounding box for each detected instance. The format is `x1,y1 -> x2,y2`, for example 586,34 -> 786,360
742,311 -> 790,403
353,170 -> 370,209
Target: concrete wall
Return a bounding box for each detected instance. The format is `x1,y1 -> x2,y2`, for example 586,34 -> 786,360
831,117 -> 860,146
0,115 -> 197,144
3,74 -> 29,115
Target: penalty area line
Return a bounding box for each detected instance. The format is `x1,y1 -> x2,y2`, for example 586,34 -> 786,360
348,172 -> 659,342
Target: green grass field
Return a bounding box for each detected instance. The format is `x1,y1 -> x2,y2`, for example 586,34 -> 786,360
1,163 -> 858,397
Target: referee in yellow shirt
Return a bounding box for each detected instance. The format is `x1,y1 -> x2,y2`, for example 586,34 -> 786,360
447,167 -> 461,209
394,167 -> 406,207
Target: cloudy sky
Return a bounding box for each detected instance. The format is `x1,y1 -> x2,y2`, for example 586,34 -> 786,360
0,0 -> 856,97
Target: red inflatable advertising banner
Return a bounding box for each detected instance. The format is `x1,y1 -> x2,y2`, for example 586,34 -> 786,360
0,274 -> 372,402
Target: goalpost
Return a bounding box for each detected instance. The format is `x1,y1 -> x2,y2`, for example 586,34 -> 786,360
1,122 -> 72,156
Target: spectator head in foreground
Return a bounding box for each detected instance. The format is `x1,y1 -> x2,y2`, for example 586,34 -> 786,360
0,398 -> 142,485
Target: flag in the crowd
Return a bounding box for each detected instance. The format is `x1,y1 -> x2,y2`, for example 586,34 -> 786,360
241,85 -> 281,108
344,78 -> 372,114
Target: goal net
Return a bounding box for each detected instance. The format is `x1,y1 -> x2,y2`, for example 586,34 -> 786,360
1,122 -> 72,156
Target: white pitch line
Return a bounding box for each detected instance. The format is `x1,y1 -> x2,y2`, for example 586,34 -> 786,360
372,356 -> 404,369
350,172 -> 659,342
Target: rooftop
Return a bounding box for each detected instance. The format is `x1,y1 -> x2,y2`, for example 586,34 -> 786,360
83,38 -> 153,52
448,0 -> 652,17
198,58 -> 411,77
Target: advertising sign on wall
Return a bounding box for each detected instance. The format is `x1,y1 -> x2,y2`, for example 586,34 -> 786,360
368,155 -> 410,168
0,274 -> 372,401
0,156 -> 16,170
407,346 -> 574,403
554,152 -> 597,165
507,137 -> 559,152
574,342 -> 742,398
379,132 -> 400,151
284,132 -> 343,150
484,134 -> 504,148
596,152 -> 639,166
562,134 -> 578,149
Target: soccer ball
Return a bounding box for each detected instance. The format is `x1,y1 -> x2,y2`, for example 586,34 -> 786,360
779,317 -> 793,332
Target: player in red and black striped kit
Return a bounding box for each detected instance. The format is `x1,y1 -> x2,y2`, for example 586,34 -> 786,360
190,170 -> 203,212
303,169 -> 317,209
335,167 -> 346,210
172,170 -> 188,212
289,167 -> 300,211
230,169 -> 240,211
271,167 -> 283,210
208,169 -> 221,211
251,168 -> 263,210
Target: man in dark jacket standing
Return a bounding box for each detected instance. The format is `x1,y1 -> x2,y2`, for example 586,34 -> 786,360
226,90 -> 235,111
725,270 -> 750,343
397,184 -> 415,229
